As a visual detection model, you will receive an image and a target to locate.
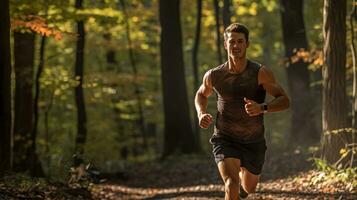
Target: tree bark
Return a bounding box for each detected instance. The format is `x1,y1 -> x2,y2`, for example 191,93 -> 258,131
74,0 -> 88,155
159,0 -> 200,157
222,0 -> 232,29
192,0 -> 202,93
350,0 -> 357,167
213,0 -> 223,64
280,0 -> 319,144
0,0 -> 12,176
322,0 -> 349,165
192,0 -> 203,149
13,32 -> 35,172
30,35 -> 46,177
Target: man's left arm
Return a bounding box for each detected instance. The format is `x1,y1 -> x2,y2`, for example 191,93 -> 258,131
244,66 -> 290,116
258,66 -> 290,113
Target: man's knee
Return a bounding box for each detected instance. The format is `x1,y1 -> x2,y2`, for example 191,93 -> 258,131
224,177 -> 239,193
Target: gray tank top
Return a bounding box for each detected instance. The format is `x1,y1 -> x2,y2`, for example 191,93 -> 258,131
209,59 -> 266,142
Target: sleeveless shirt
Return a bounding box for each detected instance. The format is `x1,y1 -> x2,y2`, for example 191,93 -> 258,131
209,59 -> 266,142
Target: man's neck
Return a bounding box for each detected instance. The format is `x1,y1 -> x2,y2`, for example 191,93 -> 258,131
228,57 -> 247,74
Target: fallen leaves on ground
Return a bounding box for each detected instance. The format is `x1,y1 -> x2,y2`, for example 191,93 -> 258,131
0,151 -> 356,199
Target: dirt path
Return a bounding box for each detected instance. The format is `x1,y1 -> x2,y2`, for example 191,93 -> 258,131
93,182 -> 356,199
89,151 -> 356,200
0,150 -> 355,199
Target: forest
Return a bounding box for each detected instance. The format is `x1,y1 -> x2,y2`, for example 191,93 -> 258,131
0,0 -> 356,199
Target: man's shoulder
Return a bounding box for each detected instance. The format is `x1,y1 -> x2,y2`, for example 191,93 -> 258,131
204,63 -> 226,85
209,62 -> 227,74
248,59 -> 263,69
212,62 -> 226,70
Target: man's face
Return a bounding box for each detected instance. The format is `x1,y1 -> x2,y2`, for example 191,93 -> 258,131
224,32 -> 249,60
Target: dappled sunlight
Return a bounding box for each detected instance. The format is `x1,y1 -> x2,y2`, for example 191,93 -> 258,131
1,0 -> 356,199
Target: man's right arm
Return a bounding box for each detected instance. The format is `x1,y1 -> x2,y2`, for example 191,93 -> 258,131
195,70 -> 213,129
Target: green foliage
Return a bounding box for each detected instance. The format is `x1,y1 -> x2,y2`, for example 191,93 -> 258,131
311,158 -> 357,191
8,0 -> 326,179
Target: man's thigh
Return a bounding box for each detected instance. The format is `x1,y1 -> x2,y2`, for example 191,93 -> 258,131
240,167 -> 260,193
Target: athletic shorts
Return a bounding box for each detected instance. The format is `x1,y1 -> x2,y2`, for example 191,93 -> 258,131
209,134 -> 267,175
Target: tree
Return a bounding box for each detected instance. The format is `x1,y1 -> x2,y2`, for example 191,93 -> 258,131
192,0 -> 202,95
104,34 -> 117,71
120,0 -> 148,149
13,32 -> 35,172
280,0 -> 319,144
159,0 -> 200,156
74,0 -> 88,155
192,0 -> 203,139
31,35 -> 46,177
213,0 -> 223,64
321,0 -> 349,165
350,0 -> 357,166
222,0 -> 232,29
0,0 -> 12,176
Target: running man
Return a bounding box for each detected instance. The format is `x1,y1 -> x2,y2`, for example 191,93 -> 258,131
195,23 -> 290,199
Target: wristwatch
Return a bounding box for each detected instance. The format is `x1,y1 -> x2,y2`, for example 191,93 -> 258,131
261,103 -> 268,113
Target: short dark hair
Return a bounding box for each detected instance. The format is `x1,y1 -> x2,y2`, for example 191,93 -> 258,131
224,23 -> 249,42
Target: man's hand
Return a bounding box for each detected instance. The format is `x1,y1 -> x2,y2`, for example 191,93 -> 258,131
198,113 -> 213,129
244,97 -> 262,116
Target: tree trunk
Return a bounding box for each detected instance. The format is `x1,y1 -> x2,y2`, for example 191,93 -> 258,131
192,0 -> 202,94
120,0 -> 148,149
322,0 -> 349,165
31,35 -> 46,177
0,0 -> 12,176
74,0 -> 88,155
159,0 -> 200,157
103,34 -> 117,71
222,0 -> 232,29
13,32 -> 35,172
213,0 -> 223,64
351,2 -> 357,129
350,0 -> 357,167
44,88 -> 54,175
103,34 -> 129,158
280,0 -> 319,145
192,0 -> 203,149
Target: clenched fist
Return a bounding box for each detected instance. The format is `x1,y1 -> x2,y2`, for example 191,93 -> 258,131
244,97 -> 263,116
198,113 -> 213,129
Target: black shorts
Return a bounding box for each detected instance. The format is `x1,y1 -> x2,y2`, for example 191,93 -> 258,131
210,134 -> 267,175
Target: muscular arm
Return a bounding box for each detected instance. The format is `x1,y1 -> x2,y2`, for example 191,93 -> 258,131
195,71 -> 214,128
195,71 -> 213,116
258,66 -> 290,112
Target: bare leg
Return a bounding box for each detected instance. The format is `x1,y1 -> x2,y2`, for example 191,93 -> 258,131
217,158 -> 241,200
239,167 -> 260,194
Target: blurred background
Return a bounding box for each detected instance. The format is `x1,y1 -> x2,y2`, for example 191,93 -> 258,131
1,0 -> 356,195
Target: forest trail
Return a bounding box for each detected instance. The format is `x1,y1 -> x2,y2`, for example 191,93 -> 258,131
1,149 -> 356,199
94,180 -> 355,200
90,150 -> 356,200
